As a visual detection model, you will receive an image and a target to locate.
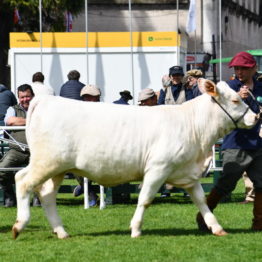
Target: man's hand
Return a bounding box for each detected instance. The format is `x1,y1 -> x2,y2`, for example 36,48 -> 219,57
162,75 -> 171,89
238,85 -> 250,99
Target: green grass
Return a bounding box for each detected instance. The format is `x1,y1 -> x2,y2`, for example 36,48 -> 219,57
0,178 -> 260,262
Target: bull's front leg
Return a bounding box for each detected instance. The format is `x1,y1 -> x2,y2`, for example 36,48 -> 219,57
186,182 -> 227,236
130,171 -> 167,238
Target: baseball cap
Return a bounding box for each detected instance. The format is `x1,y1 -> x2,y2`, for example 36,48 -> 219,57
169,66 -> 184,76
138,88 -> 155,102
80,85 -> 101,97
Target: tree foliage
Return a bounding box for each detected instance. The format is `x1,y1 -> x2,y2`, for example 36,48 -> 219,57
1,0 -> 85,32
0,0 -> 85,86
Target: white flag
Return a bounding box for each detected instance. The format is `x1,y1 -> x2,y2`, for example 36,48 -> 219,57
186,0 -> 196,33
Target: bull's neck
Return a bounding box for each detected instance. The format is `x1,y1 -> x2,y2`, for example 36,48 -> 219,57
192,96 -> 231,152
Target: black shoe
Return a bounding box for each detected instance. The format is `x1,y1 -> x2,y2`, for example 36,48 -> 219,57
160,192 -> 171,198
4,198 -> 16,207
73,185 -> 84,197
32,196 -> 41,207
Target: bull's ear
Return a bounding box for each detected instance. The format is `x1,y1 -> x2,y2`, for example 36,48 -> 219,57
198,78 -> 218,97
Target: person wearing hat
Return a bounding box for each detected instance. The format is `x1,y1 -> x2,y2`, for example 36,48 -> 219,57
113,90 -> 133,105
138,88 -> 157,106
158,66 -> 196,105
183,69 -> 203,98
80,84 -> 101,102
73,84 -> 101,206
196,51 -> 262,232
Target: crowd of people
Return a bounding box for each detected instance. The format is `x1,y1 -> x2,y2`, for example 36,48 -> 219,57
0,50 -> 262,232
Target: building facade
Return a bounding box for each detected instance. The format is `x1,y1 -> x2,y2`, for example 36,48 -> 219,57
73,0 -> 262,81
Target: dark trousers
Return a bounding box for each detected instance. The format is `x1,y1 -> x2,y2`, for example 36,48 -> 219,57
215,148 -> 262,196
0,149 -> 30,198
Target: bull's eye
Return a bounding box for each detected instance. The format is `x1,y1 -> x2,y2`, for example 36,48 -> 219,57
232,99 -> 239,104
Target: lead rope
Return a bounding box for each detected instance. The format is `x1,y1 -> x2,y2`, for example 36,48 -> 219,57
211,97 -> 249,129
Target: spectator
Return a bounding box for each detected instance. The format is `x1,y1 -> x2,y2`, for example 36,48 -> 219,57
60,70 -> 85,100
0,84 -> 17,126
158,66 -> 196,105
81,84 -> 101,102
183,69 -> 203,98
60,70 -> 85,194
138,88 -> 157,106
31,72 -> 55,96
73,84 -> 101,207
113,90 -> 133,105
0,84 -> 40,207
196,51 -> 262,232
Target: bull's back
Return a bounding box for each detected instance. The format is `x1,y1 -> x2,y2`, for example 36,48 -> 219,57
27,97 -> 174,184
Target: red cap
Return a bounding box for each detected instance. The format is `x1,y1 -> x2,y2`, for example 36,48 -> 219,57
228,51 -> 256,68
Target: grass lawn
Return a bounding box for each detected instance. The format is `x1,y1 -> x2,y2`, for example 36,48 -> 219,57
0,177 -> 260,262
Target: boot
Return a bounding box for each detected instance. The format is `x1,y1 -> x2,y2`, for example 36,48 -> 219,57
196,188 -> 223,231
252,191 -> 262,231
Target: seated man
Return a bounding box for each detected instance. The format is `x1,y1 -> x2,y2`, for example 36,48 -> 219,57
138,88 -> 157,106
73,85 -> 101,207
0,84 -> 40,207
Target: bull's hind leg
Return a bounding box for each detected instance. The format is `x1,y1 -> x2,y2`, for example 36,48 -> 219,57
12,166 -> 33,239
130,171 -> 167,238
186,182 -> 227,236
36,174 -> 69,239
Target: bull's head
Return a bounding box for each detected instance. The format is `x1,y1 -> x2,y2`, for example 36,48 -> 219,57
198,78 -> 258,129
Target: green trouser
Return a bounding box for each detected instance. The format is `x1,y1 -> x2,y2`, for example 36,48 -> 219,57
0,149 -> 30,199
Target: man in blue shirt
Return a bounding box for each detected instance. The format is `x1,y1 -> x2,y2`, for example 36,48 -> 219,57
196,51 -> 262,232
113,90 -> 133,105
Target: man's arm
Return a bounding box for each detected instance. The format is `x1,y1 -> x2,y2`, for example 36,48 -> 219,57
4,107 -> 26,126
6,117 -> 26,126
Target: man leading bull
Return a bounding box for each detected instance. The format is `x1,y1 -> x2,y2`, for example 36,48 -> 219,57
196,51 -> 262,232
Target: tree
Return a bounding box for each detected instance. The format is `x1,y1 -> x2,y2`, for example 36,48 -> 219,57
0,0 -> 85,86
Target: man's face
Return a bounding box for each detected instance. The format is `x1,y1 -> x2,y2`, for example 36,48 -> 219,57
82,94 -> 100,102
187,76 -> 198,88
140,95 -> 157,106
18,89 -> 34,110
170,74 -> 183,85
234,66 -> 256,83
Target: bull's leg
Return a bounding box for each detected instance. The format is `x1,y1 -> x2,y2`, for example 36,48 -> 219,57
186,182 -> 227,236
36,174 -> 69,239
130,172 -> 166,238
12,166 -> 33,239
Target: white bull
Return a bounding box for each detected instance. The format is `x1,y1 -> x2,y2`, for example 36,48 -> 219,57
12,79 -> 258,239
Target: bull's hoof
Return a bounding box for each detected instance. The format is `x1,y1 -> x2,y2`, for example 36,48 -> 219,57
131,230 -> 141,238
12,226 -> 19,239
53,230 -> 70,239
213,229 -> 228,236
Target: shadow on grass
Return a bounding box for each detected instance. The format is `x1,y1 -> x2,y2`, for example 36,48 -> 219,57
84,227 -> 253,238
55,192 -> 245,206
0,224 -> 42,233
57,198 -> 84,206
0,225 -> 13,233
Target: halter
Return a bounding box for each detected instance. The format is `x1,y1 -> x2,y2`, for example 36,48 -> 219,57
211,97 -> 250,129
